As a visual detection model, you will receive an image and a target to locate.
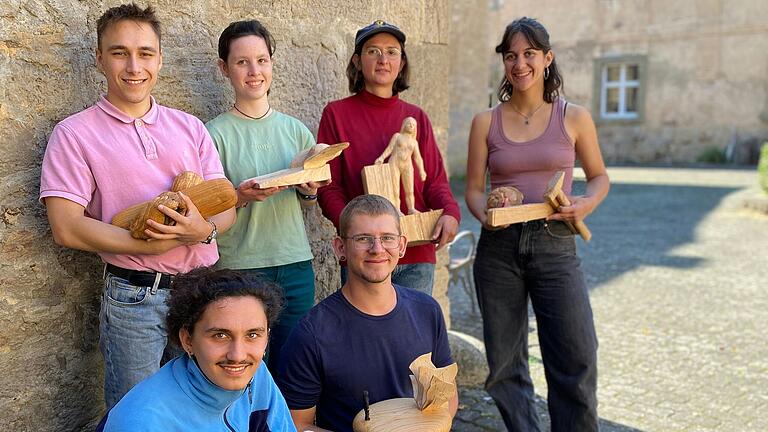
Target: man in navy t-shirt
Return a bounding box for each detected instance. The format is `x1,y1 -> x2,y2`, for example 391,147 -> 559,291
276,195 -> 457,432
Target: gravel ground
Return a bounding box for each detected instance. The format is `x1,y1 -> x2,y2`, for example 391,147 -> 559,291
447,166 -> 768,431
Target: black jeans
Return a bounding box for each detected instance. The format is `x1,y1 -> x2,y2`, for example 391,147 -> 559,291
473,220 -> 598,431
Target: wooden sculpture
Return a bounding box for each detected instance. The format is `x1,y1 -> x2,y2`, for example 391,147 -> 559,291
374,117 -> 426,215
362,118 -> 442,246
485,171 -> 592,241
111,171 -> 237,239
240,142 -> 349,189
352,353 -> 457,432
486,186 -> 524,209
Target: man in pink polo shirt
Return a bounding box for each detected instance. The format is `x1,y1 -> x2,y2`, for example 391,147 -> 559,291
39,3 -> 236,408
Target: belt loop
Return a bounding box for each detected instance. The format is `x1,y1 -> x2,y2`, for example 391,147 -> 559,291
150,272 -> 161,295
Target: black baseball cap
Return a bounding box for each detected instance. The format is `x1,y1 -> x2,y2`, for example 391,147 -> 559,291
354,20 -> 406,51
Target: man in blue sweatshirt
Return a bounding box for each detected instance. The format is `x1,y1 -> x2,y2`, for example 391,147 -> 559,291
98,267 -> 296,431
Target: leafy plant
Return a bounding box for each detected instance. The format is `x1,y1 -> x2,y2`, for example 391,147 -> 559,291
758,143 -> 768,194
696,146 -> 727,164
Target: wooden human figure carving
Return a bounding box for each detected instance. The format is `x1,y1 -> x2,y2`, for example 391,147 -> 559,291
375,117 -> 427,214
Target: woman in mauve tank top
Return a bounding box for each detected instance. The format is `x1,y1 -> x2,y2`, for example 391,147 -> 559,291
466,17 -> 610,432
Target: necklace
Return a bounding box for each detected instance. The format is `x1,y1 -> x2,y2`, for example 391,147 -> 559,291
509,101 -> 546,125
233,103 -> 271,120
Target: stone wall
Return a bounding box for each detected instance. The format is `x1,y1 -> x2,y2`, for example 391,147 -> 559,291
0,0 -> 450,430
452,0 -> 768,164
447,0 -> 490,177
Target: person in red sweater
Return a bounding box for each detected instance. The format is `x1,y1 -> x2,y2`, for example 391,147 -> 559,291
316,20 -> 460,295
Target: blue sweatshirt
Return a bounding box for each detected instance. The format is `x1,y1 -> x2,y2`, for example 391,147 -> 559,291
100,355 -> 296,431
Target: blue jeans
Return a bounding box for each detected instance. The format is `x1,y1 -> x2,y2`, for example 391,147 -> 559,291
241,260 -> 315,372
340,262 -> 435,296
473,220 -> 598,432
99,273 -> 181,409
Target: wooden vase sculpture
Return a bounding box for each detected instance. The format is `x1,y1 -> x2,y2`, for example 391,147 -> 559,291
352,353 -> 458,432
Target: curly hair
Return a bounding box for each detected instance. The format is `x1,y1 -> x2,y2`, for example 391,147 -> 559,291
96,3 -> 161,50
166,267 -> 284,347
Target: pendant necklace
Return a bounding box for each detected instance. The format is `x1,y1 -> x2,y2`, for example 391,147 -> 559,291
233,103 -> 271,120
510,101 -> 545,125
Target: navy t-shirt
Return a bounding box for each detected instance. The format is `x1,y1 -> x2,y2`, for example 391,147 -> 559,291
275,284 -> 453,432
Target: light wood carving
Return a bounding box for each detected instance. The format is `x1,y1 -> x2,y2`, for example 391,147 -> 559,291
486,203 -> 554,226
241,142 -> 349,189
543,171 -> 591,241
401,209 -> 443,246
111,172 -> 237,239
352,353 -> 457,432
485,171 -> 592,241
352,398 -> 453,432
362,164 -> 399,206
362,163 -> 442,246
374,117 -> 426,215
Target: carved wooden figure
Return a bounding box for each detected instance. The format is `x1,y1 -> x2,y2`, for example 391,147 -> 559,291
374,117 -> 426,215
362,163 -> 443,246
240,142 -> 349,189
485,171 -> 592,241
111,171 -> 237,239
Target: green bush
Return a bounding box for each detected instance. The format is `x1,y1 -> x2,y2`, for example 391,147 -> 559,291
758,143 -> 768,194
696,146 -> 727,164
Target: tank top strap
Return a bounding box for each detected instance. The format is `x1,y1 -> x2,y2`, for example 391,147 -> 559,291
552,97 -> 569,142
487,104 -> 505,151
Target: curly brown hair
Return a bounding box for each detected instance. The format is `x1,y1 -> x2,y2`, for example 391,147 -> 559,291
166,267 -> 284,347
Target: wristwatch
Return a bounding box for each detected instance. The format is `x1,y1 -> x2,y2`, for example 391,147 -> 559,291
296,189 -> 318,201
202,220 -> 218,244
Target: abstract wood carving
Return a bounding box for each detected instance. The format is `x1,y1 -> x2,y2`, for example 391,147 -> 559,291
485,171 -> 592,241
111,172 -> 237,239
352,353 -> 457,432
241,142 -> 349,189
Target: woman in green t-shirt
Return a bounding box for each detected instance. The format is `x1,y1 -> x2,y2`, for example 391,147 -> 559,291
205,20 -> 327,371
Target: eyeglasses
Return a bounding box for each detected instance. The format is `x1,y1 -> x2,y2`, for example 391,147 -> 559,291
362,47 -> 402,59
342,234 -> 403,250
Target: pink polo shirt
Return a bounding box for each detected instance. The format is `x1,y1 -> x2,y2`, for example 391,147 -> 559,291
40,96 -> 225,274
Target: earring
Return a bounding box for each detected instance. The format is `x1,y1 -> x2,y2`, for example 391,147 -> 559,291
339,256 -> 346,262
544,66 -> 550,80
187,351 -> 194,358
499,77 -> 512,102
399,252 -> 405,258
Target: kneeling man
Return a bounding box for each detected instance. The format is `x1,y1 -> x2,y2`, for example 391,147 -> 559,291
276,194 -> 458,432
99,267 -> 296,431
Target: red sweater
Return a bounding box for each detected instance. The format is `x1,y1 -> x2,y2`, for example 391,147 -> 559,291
317,90 -> 460,264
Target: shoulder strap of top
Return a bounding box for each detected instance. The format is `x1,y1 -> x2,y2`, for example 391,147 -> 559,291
489,104 -> 504,143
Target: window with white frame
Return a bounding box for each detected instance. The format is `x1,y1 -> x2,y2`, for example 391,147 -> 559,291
593,56 -> 646,122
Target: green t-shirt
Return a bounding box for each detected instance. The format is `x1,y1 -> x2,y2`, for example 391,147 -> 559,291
206,111 -> 314,269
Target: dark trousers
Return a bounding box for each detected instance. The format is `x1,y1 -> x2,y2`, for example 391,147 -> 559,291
473,220 -> 598,432
241,260 -> 315,372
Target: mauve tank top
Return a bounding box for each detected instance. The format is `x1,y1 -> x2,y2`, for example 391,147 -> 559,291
487,97 -> 575,203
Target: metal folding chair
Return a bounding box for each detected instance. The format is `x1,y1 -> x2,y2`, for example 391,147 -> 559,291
447,230 -> 478,313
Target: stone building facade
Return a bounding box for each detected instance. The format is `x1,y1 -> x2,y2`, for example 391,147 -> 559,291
447,0 -> 768,174
0,0 -> 450,429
